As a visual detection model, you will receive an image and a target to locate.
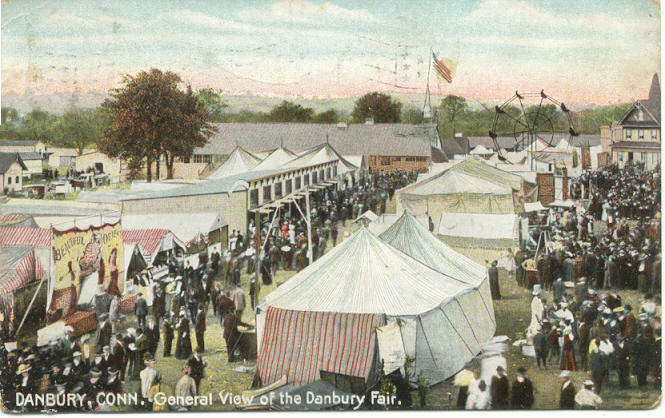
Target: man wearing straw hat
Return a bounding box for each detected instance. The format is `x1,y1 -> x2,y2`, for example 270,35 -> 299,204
575,380 -> 602,409
140,355 -> 158,410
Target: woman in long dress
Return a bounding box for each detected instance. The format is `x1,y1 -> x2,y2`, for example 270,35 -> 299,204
106,248 -> 121,296
561,328 -> 578,371
175,313 -> 192,360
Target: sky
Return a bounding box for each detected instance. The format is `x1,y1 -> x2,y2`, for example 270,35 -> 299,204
1,0 -> 661,104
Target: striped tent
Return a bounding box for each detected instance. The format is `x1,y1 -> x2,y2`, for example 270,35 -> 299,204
0,227 -> 50,248
122,229 -> 183,264
0,247 -> 45,322
0,214 -> 38,228
256,228 -> 479,387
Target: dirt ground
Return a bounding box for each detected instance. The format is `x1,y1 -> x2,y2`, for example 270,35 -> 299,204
112,199 -> 660,411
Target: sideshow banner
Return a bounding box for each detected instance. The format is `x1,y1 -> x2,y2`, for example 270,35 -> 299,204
52,222 -> 124,296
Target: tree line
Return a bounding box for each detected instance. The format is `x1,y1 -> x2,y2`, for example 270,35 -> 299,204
1,67 -> 633,183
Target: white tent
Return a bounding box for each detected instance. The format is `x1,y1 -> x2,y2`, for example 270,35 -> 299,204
252,147 -> 297,171
367,213 -> 428,236
256,228 -> 490,387
378,211 -> 496,353
437,212 -> 519,265
121,212 -> 226,244
282,143 -> 358,176
123,243 -> 147,280
470,144 -> 493,156
208,146 -> 262,179
353,210 -> 378,224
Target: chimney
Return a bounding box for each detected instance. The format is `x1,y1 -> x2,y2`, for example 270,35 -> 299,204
364,118 -> 374,125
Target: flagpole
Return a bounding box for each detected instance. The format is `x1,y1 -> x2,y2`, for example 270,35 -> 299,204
423,47 -> 432,115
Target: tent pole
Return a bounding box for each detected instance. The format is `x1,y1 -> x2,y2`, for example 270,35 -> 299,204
305,188 -> 313,264
16,273 -> 46,335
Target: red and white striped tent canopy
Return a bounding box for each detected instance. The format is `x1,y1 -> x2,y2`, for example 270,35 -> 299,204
0,214 -> 38,228
0,226 -> 50,248
256,227 -> 477,388
122,229 -> 184,264
0,246 -> 45,322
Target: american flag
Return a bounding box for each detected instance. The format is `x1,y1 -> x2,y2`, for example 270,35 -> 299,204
432,51 -> 456,84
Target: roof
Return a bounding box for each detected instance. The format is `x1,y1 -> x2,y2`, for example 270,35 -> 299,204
610,141 -> 661,150
253,147 -> 297,171
208,146 -> 262,179
0,140 -> 38,147
620,74 -> 661,127
120,170 -> 278,200
400,169 -> 512,196
122,229 -> 172,258
0,214 -> 38,228
0,227 -> 51,248
438,212 -> 518,240
379,212 -> 487,286
121,212 -> 227,243
470,144 -> 493,155
258,228 -> 471,316
18,152 -> 45,161
196,123 -> 436,157
467,135 -> 601,150
0,152 -> 28,173
440,136 -> 470,157
281,143 -> 357,173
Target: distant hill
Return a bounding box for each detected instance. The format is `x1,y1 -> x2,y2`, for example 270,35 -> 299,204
2,91 -> 598,116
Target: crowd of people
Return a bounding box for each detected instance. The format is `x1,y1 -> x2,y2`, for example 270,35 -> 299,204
0,170 -> 416,413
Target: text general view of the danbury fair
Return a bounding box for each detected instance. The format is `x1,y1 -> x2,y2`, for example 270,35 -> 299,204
0,0 -> 661,412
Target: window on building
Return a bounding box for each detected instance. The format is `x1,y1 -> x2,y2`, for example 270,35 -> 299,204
312,172 -> 318,184
326,168 -> 331,178
319,170 -> 324,181
295,177 -> 302,189
652,130 -> 658,139
263,185 -> 272,203
304,174 -> 309,186
274,182 -> 283,199
8,177 -> 11,184
654,152 -> 661,164
250,189 -> 259,208
626,129 -> 632,139
381,157 -> 391,166
638,109 -> 644,121
617,152 -> 624,162
285,179 -> 292,195
333,166 -> 337,177
639,129 -> 644,139
15,176 -> 19,183
641,152 -> 647,163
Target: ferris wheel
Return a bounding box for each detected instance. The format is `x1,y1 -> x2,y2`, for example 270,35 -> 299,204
489,90 -> 578,161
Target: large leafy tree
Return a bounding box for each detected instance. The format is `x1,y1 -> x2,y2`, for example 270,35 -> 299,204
351,92 -> 402,123
52,109 -> 109,156
195,88 -> 228,122
268,101 -> 314,122
313,109 -> 338,124
100,69 -> 215,181
0,107 -> 23,140
23,109 -> 57,144
439,95 -> 467,137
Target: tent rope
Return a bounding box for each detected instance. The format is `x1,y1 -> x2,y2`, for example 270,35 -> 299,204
439,307 -> 475,356
453,297 -> 481,346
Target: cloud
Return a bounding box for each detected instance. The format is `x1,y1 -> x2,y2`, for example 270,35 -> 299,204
236,0 -> 379,26
468,0 -> 657,37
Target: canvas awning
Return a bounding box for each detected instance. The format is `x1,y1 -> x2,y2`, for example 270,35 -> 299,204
122,212 -> 227,244
523,202 -> 547,212
438,212 -> 518,240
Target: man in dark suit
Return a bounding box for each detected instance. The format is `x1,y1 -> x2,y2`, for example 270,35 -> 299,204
195,308 -> 207,353
163,317 -> 174,357
490,365 -> 509,409
510,367 -> 534,409
223,311 -> 251,362
134,329 -> 147,379
145,317 -> 160,357
488,260 -> 501,300
111,335 -> 127,381
187,347 -> 206,394
559,371 -> 576,409
96,314 -> 113,353
135,294 -> 148,329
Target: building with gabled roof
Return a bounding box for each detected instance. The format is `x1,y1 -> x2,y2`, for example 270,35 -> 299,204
0,152 -> 27,193
611,73 -> 661,169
